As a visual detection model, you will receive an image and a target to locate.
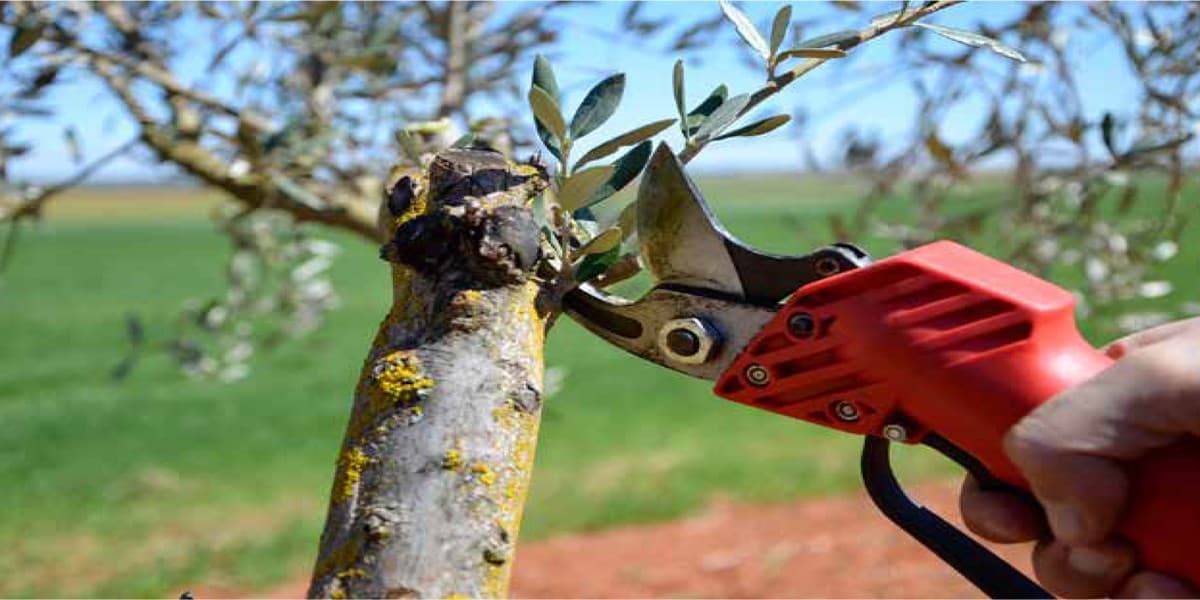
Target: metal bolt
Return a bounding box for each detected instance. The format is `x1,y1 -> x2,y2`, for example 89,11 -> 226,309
882,423 -> 908,442
658,318 -> 721,366
815,257 -> 841,277
833,400 -> 860,422
744,364 -> 771,387
665,328 -> 701,357
787,312 -> 816,338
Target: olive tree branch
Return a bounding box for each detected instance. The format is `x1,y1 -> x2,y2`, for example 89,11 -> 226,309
678,0 -> 964,164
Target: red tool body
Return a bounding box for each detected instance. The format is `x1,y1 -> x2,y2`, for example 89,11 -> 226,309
716,240 -> 1200,583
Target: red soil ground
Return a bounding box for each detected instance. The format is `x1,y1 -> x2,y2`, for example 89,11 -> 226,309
207,480 -> 1035,598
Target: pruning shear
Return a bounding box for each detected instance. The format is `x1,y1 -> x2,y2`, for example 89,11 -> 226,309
564,144 -> 1200,598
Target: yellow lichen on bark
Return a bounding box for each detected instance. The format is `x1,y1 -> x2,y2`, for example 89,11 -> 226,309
331,446 -> 373,505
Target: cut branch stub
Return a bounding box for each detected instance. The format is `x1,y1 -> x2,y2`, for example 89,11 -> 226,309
309,148 -> 550,599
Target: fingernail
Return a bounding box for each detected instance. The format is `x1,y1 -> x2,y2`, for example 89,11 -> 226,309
1068,547 -> 1118,577
1045,501 -> 1086,542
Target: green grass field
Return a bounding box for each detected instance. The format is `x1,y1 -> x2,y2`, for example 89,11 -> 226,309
1,177 -> 1194,597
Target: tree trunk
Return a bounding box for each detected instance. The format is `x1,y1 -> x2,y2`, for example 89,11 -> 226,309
308,149 -> 550,599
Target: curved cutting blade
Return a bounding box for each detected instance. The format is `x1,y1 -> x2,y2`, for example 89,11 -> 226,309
638,144 -> 868,305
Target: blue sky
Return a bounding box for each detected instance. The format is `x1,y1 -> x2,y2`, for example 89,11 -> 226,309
8,1 -> 1145,183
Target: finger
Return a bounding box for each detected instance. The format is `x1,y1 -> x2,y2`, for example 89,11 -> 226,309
1031,538 -> 1137,599
1005,342 -> 1200,545
1104,317 -> 1200,359
958,474 -> 1045,543
1115,571 -> 1198,599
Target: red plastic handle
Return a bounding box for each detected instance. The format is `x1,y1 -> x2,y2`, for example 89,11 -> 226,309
715,240 -> 1200,585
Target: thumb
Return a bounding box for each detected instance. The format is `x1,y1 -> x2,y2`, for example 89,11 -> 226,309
1103,316 -> 1200,359
1004,339 -> 1200,546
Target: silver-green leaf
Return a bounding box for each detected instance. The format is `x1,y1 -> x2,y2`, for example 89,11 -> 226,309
694,94 -> 751,141
582,140 -> 653,208
673,59 -> 687,138
915,22 -> 1026,63
557,165 -> 614,211
719,0 -> 771,61
574,119 -> 675,170
714,114 -> 791,140
529,86 -> 567,144
797,29 -> 861,50
570,73 -> 626,139
770,5 -> 792,57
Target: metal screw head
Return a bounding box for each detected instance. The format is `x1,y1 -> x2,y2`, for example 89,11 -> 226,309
658,318 -> 721,365
833,400 -> 860,422
744,364 -> 771,387
815,257 -> 841,277
787,312 -> 816,338
882,423 -> 908,442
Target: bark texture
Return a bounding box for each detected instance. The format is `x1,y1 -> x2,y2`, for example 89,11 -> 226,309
308,149 -> 550,599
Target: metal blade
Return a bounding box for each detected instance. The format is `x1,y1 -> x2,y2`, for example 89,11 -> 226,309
638,144 -> 869,306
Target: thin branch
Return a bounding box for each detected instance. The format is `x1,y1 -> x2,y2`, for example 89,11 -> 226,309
1,138 -> 139,223
679,0 -> 964,163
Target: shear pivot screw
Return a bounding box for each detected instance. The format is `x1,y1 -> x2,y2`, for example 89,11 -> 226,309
833,400 -> 860,422
815,257 -> 841,277
744,364 -> 771,387
787,313 -> 816,338
882,423 -> 908,442
658,318 -> 720,365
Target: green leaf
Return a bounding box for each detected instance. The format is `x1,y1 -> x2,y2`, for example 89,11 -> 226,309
569,73 -> 626,139
532,193 -> 548,231
797,29 -> 861,50
451,133 -> 476,148
574,118 -> 675,170
9,17 -> 43,58
714,114 -> 791,140
575,245 -> 621,282
673,60 -> 687,137
915,22 -> 1026,63
541,224 -> 563,258
573,226 -> 623,258
776,47 -> 848,61
686,85 -> 729,136
528,86 -> 567,145
719,0 -> 770,60
616,199 -> 638,241
770,5 -> 792,57
531,55 -> 563,160
582,140 -> 653,209
532,54 -> 560,101
694,94 -> 751,141
557,165 -> 614,211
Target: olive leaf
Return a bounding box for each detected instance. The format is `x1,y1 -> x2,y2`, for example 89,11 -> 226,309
686,84 -> 729,136
574,118 -> 675,170
528,85 -> 567,144
575,245 -> 621,282
572,226 -> 623,258
569,73 -> 625,139
770,5 -> 792,57
616,199 -> 638,241
915,22 -> 1026,63
673,59 -> 688,138
531,55 -> 563,159
775,47 -> 847,61
719,0 -> 770,60
1101,112 -> 1118,158
557,165 -> 614,211
693,94 -> 751,141
451,133 -> 476,148
797,29 -> 861,50
714,114 -> 790,140
582,140 -> 653,208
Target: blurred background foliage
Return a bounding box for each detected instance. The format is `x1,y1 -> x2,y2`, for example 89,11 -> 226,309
1,1 -> 1198,596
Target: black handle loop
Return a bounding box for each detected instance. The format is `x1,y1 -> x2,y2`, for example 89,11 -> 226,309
860,435 -> 1051,599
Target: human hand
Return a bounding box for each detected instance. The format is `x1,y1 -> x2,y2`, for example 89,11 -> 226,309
960,317 -> 1200,598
